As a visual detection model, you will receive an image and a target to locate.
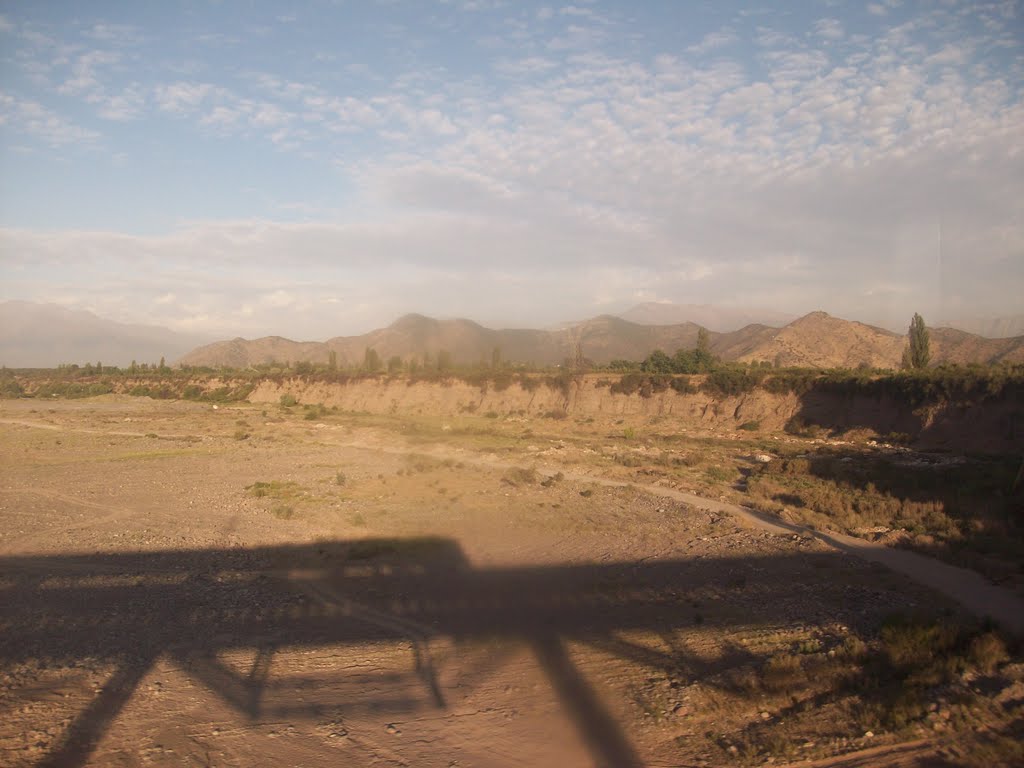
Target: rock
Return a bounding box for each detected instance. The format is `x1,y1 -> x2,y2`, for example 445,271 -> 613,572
863,731 -> 874,738
385,723 -> 401,735
760,711 -> 771,720
754,454 -> 773,463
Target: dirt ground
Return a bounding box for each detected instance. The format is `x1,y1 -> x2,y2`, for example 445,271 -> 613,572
0,396 -> 1019,767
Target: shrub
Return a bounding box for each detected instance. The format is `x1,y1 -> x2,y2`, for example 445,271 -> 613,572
968,632 -> 1008,674
182,384 -> 203,400
614,452 -> 644,467
702,368 -> 765,397
280,393 -> 298,407
502,466 -> 538,487
705,466 -> 732,484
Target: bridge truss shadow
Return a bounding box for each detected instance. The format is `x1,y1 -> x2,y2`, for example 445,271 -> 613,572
1,538 -> 913,768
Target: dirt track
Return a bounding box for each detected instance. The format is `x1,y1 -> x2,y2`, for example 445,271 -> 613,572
0,397 -> 1019,767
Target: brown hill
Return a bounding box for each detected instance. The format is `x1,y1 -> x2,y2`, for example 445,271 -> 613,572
178,311 -> 1024,370
734,311 -> 906,368
930,327 -> 1024,365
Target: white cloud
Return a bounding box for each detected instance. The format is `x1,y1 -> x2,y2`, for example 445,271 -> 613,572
687,29 -> 738,56
0,91 -> 101,146
812,18 -> 844,40
154,81 -> 220,113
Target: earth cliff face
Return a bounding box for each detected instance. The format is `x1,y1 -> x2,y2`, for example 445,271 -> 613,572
246,375 -> 1022,453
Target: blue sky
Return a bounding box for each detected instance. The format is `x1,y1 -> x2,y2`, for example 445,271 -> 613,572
1,0 -> 1021,339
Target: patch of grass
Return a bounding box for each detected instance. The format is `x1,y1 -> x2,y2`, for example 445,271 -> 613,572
614,452 -> 644,468
738,420 -> 761,431
233,429 -> 250,440
279,393 -> 298,407
247,480 -> 303,499
303,402 -> 329,420
704,466 -> 733,484
761,652 -> 805,692
335,471 -> 347,486
271,505 -> 295,519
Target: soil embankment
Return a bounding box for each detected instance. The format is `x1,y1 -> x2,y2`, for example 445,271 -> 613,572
247,375 -> 1022,453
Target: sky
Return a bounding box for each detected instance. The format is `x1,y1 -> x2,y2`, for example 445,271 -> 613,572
0,0 -> 1022,341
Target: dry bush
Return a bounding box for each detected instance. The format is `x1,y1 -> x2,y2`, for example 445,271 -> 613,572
968,632 -> 1009,674
502,466 -> 538,487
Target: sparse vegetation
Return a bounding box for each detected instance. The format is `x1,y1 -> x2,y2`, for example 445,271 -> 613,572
747,450 -> 1024,583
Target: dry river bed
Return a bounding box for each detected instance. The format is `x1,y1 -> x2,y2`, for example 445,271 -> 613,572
1,396 -> 1020,768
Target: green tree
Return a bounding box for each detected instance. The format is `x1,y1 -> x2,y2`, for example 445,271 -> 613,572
641,349 -> 673,374
694,327 -> 715,370
437,349 -> 452,372
363,347 -> 381,372
328,349 -> 338,372
491,346 -> 502,369
902,313 -> 931,370
387,355 -> 403,374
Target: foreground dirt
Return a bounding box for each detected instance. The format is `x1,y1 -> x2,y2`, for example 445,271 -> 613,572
0,397 -> 1019,767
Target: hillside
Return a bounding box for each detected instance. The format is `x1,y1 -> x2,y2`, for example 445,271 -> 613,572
179,311 -> 1024,370
0,301 -> 210,368
930,327 -> 1024,365
734,311 -> 906,369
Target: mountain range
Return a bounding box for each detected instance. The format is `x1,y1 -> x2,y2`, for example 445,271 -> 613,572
179,311 -> 1024,370
4,301 -> 1022,370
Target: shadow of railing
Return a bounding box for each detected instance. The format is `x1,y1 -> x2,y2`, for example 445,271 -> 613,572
1,538 -> 892,768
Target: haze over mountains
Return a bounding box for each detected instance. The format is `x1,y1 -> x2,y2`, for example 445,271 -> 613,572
616,303 -> 796,332
0,301 -> 210,368
4,301 -> 1023,370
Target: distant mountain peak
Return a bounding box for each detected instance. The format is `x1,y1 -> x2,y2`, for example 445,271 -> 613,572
0,300 -> 211,368
618,302 -> 796,332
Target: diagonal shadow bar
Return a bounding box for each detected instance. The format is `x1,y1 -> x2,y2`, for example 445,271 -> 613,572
35,651 -> 158,768
531,631 -> 644,768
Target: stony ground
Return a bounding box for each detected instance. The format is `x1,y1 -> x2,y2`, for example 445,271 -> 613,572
0,396 -> 1019,767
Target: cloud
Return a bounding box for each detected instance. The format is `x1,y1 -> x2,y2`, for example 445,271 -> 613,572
812,18 -> 844,40
0,91 -> 101,146
0,1 -> 1021,335
687,29 -> 738,56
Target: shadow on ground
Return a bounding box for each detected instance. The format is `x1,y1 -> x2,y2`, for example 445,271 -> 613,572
0,539 -> 927,768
